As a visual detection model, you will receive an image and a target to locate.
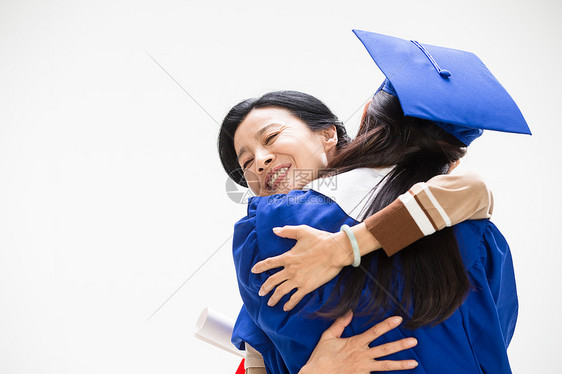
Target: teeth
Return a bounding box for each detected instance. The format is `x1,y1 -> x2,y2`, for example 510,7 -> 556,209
268,167 -> 289,189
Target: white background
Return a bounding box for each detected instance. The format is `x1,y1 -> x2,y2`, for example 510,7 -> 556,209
1,0 -> 561,372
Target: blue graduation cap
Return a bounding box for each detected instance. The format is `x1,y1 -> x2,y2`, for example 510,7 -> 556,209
353,29 -> 531,145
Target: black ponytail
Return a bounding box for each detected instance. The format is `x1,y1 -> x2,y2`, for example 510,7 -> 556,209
320,91 -> 470,328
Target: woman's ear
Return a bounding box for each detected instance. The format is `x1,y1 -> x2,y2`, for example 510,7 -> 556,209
360,99 -> 372,125
448,159 -> 460,173
323,125 -> 338,152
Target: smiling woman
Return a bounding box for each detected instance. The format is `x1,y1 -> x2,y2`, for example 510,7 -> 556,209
234,107 -> 338,195
219,91 -> 350,196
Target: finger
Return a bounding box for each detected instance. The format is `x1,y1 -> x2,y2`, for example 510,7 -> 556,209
356,316 -> 403,346
259,271 -> 288,296
369,338 -> 417,359
252,254 -> 285,274
267,281 -> 297,307
272,225 -> 305,240
282,289 -> 307,311
321,311 -> 353,339
369,359 -> 418,372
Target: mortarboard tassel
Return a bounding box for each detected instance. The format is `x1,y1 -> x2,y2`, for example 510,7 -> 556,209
410,40 -> 452,78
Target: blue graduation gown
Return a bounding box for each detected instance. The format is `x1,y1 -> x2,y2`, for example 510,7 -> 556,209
231,189 -> 517,374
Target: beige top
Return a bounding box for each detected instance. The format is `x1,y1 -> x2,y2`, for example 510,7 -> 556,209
364,170 -> 492,255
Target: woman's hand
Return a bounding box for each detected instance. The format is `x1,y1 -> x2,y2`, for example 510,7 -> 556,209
299,313 -> 418,374
251,225 -> 355,311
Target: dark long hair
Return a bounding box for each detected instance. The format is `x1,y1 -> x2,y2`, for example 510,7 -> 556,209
218,91 -> 350,187
321,91 -> 471,329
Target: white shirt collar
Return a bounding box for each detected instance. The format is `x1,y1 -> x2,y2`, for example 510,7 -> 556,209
303,167 -> 394,221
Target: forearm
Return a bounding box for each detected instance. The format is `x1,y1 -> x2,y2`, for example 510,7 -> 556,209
331,222 -> 381,267
365,170 -> 492,256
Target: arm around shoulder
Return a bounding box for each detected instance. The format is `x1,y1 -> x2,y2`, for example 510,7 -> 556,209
364,170 -> 493,256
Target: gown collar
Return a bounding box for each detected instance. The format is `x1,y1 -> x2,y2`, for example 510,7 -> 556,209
303,167 -> 394,222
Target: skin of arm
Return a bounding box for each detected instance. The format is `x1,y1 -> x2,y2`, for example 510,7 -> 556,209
252,223 -> 376,310
332,222 -> 379,266
252,170 -> 492,311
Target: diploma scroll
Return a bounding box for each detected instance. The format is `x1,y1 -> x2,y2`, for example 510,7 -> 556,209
194,307 -> 244,357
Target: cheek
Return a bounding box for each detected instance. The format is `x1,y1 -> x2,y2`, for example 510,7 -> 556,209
247,182 -> 262,196
275,136 -> 329,170
244,170 -> 263,195
299,140 -> 329,168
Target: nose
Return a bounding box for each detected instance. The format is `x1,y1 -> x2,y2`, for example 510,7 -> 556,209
257,158 -> 273,173
255,151 -> 274,173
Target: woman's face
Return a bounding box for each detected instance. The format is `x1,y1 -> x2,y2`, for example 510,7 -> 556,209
233,107 -> 337,196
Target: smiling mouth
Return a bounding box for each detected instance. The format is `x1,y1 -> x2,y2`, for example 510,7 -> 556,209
266,166 -> 290,190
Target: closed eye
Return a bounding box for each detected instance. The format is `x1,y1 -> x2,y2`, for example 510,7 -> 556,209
264,132 -> 279,145
243,159 -> 253,170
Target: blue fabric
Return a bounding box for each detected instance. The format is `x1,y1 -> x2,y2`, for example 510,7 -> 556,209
377,79 -> 484,146
433,121 -> 484,146
231,189 -> 517,374
353,29 -> 531,144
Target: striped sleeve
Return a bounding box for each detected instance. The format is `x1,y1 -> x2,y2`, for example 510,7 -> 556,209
364,170 -> 493,256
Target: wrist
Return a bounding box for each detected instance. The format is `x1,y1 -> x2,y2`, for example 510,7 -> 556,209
353,223 -> 381,256
330,231 -> 355,267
